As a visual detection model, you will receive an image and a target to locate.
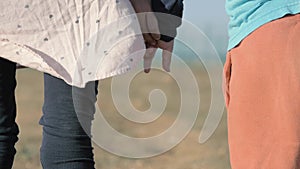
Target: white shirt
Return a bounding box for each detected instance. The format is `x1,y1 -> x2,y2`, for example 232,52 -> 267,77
0,0 -> 145,87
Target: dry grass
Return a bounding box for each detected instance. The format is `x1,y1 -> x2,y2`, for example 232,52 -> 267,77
13,66 -> 230,169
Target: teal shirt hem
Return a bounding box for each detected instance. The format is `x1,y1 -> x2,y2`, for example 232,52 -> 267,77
227,1 -> 300,51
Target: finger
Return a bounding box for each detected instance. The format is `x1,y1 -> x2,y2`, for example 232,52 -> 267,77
146,13 -> 161,40
144,47 -> 158,73
159,40 -> 174,72
162,50 -> 172,72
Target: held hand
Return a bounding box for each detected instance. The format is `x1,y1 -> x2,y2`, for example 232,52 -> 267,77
130,0 -> 175,73
144,40 -> 174,73
130,0 -> 161,46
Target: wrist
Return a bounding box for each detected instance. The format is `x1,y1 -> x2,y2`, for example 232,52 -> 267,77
130,0 -> 152,13
152,0 -> 184,42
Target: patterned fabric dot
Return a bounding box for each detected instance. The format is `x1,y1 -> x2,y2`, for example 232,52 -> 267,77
16,51 -> 20,55
49,14 -> 53,19
118,30 -> 122,35
130,58 -> 133,62
86,42 -> 90,46
44,38 -> 49,41
88,72 -> 92,75
17,25 -> 22,28
75,16 -> 80,23
61,57 -> 64,60
116,0 -> 120,3
96,19 -> 100,23
25,4 -> 29,8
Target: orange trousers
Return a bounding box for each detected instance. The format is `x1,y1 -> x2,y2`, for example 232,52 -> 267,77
224,14 -> 300,169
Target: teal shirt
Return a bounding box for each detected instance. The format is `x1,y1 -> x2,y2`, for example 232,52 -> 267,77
226,0 -> 300,50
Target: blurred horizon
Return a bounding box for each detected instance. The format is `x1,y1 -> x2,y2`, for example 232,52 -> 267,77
179,0 -> 229,60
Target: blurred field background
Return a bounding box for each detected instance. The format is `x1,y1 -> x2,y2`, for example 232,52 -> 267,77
14,63 -> 230,169
13,1 -> 230,168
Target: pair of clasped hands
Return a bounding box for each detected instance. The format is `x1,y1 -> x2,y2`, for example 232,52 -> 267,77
130,0 -> 175,73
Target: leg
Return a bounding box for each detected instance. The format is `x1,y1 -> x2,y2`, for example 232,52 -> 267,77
0,58 -> 19,169
40,73 -> 97,169
225,14 -> 300,169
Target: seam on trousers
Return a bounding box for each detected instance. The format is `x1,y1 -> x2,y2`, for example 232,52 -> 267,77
223,51 -> 232,109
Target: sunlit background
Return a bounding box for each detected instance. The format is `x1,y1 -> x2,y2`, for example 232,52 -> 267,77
14,1 -> 231,169
184,0 -> 228,57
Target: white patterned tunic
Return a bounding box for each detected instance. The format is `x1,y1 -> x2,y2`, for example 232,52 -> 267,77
0,0 -> 145,87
